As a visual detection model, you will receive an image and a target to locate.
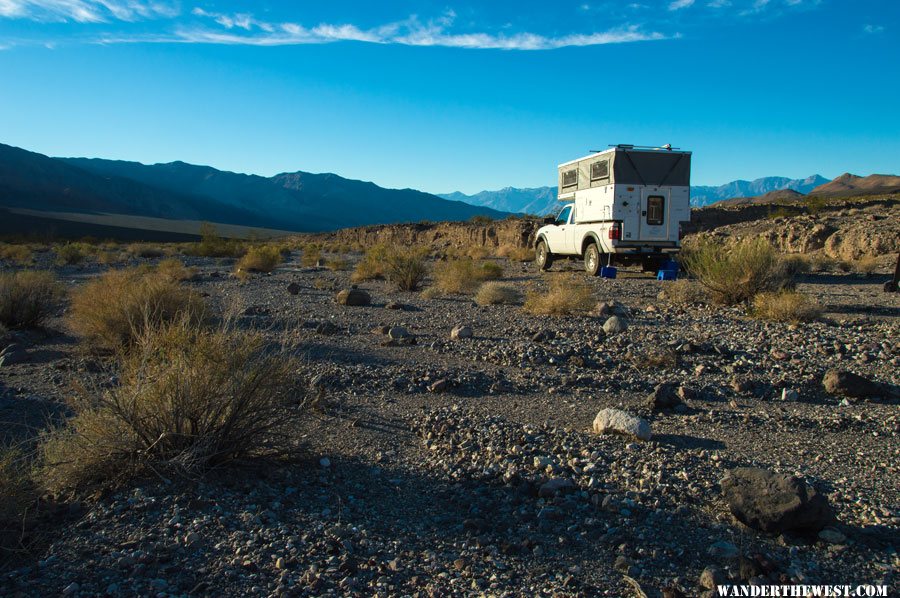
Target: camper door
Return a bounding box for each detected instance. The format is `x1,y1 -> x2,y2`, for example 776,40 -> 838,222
639,188 -> 669,241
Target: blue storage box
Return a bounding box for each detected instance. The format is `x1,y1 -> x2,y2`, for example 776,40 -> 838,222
657,269 -> 677,281
661,260 -> 679,272
600,266 -> 617,279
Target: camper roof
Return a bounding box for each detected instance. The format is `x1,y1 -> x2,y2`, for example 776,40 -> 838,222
557,145 -> 691,169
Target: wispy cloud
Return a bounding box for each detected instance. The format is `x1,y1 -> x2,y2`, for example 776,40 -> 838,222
669,0 -> 695,10
863,24 -> 884,34
0,0 -> 177,22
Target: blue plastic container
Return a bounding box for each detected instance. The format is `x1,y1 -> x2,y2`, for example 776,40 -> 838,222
661,260 -> 679,272
600,266 -> 617,279
657,269 -> 677,281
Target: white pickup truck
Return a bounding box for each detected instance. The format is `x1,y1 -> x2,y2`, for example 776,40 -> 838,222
535,145 -> 692,275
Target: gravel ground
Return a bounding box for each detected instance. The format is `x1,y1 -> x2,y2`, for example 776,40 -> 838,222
1,249 -> 898,597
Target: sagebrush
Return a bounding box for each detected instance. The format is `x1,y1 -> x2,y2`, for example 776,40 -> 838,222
0,271 -> 65,329
523,276 -> 594,315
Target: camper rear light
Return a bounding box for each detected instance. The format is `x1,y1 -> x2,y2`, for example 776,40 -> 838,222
608,223 -> 622,240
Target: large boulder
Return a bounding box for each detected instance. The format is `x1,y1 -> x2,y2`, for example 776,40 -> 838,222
592,408 -> 651,441
822,369 -> 892,400
335,288 -> 371,306
720,467 -> 833,534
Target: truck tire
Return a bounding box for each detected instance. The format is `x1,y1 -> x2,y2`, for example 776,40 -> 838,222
584,243 -> 601,276
536,240 -> 553,271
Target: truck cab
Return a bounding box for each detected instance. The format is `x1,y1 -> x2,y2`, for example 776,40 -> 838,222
535,145 -> 691,276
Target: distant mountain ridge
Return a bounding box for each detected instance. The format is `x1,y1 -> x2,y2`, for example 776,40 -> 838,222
440,175 -> 833,215
807,173 -> 900,197
0,143 -> 506,234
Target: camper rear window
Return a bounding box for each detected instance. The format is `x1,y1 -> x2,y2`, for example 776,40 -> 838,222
561,169 -> 577,188
590,160 -> 609,182
647,196 -> 665,225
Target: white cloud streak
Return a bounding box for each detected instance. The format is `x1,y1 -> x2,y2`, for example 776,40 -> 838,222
668,0 -> 695,10
862,24 -> 884,34
0,0 -> 177,22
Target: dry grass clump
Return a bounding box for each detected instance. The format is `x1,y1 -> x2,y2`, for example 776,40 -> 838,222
659,279 -> 707,305
0,271 -> 65,329
780,254 -> 812,277
127,244 -> 166,258
0,244 -> 33,265
0,447 -> 37,559
185,223 -> 246,258
351,244 -> 390,282
325,257 -> 350,271
385,247 -> 430,291
55,243 -> 88,265
682,237 -> 793,305
853,255 -> 878,275
300,245 -> 322,268
495,244 -> 534,262
156,258 -> 199,282
431,259 -> 504,295
40,321 -> 306,494
523,276 -> 594,316
68,268 -> 206,351
474,282 -> 522,306
751,290 -> 822,323
235,245 -> 282,277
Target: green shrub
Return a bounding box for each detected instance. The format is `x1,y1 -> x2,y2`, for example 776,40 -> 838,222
156,258 -> 199,282
385,247 -> 430,291
236,245 -> 282,275
68,268 -> 207,351
0,271 -> 65,329
682,238 -> 792,305
40,321 -> 306,493
185,223 -> 246,258
351,244 -> 390,282
55,243 -> 87,265
659,279 -> 707,305
0,244 -> 33,265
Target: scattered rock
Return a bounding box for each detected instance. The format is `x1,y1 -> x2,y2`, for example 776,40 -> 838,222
781,388 -> 799,401
707,541 -> 739,559
822,369 -> 888,400
0,343 -> 27,367
730,377 -> 752,394
592,408 -> 651,441
286,282 -> 301,295
647,382 -> 682,410
450,325 -> 472,340
428,379 -> 450,393
336,288 -> 371,306
699,565 -> 727,589
385,300 -> 404,310
720,467 -> 833,534
602,316 -> 627,334
818,528 -> 846,545
388,326 -> 411,340
538,478 -> 576,498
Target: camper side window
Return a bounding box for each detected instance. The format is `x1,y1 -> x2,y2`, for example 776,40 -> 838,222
590,160 -> 609,182
561,170 -> 577,188
647,196 -> 665,225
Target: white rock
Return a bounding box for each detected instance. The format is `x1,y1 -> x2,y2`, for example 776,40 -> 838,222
450,325 -> 473,340
592,408 -> 651,441
602,316 -> 627,334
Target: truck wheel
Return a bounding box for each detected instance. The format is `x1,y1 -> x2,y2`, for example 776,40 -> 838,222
584,243 -> 601,276
536,240 -> 553,271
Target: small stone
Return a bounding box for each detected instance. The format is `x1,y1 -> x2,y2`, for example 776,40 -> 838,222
707,541 -> 739,560
538,478 -> 576,498
319,457 -> 331,468
699,565 -> 727,589
276,557 -> 287,569
781,388 -> 799,401
428,379 -> 450,393
647,382 -> 682,410
450,325 -> 472,340
388,326 -> 411,340
385,300 -> 404,310
286,282 -> 301,295
822,369 -> 889,400
818,528 -> 846,544
592,408 -> 651,441
62,582 -> 80,595
603,316 -> 627,334
335,288 -> 371,306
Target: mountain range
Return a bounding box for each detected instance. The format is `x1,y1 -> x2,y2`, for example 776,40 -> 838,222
0,143 -> 505,234
439,175 -> 834,215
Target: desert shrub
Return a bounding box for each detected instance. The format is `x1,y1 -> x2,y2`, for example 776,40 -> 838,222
751,291 -> 822,323
40,321 -> 306,493
810,254 -> 835,273
660,279 -> 707,305
0,447 -> 37,558
156,258 -> 198,282
351,244 -> 390,282
523,276 -> 594,316
853,255 -> 878,275
496,244 -> 534,262
432,259 -> 504,295
55,243 -> 87,265
469,215 -> 493,225
682,238 -> 792,305
0,271 -> 65,329
69,269 -> 206,350
185,223 -> 245,258
466,246 -> 491,260
475,282 -> 522,306
781,254 -> 811,277
300,246 -> 321,268
766,206 -> 800,220
236,245 -> 282,275
0,244 -> 33,265
420,286 -> 442,299
385,247 -> 430,291
804,195 -> 827,215
325,257 -> 350,271
127,244 -> 166,258
97,251 -> 124,265
312,277 -> 336,291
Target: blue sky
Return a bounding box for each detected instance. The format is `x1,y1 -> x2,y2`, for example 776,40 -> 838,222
0,1 -> 897,194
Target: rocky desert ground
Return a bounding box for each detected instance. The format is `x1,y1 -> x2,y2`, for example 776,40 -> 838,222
0,199 -> 898,597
